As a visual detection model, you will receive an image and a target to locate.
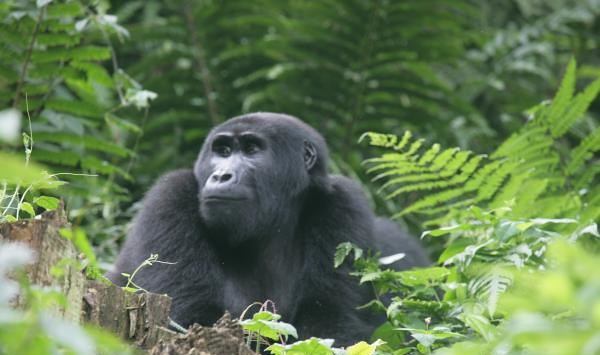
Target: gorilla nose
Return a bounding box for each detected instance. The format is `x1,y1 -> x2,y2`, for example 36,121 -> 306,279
208,171 -> 236,186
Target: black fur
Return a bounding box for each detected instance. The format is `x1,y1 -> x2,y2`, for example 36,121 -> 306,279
107,112 -> 429,345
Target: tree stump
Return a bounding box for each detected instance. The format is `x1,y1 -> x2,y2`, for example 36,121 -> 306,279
0,207 -> 174,350
150,312 -> 256,355
0,206 -> 84,322
83,280 -> 175,349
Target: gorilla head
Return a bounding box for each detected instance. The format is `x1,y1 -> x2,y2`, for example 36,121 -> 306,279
193,113 -> 331,245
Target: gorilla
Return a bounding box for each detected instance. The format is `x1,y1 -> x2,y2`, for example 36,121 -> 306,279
107,112 -> 428,345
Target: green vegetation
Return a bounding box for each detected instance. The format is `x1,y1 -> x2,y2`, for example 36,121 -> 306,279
1,0 -> 599,354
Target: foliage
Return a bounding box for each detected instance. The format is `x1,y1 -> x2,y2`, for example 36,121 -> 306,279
0,242 -> 133,355
0,0 -> 155,258
456,0 -> 600,146
362,58 -> 600,227
436,240 -> 600,355
241,309 -> 385,355
103,0 -> 480,222
335,210 -> 598,354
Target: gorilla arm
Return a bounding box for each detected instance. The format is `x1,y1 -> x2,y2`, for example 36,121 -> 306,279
293,175 -> 381,344
106,169 -> 224,326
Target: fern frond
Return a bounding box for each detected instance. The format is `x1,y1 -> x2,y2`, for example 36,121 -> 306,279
567,126 -> 600,175
365,59 -> 599,224
551,77 -> 600,137
30,46 -> 111,63
467,268 -> 512,317
45,100 -> 104,121
543,57 -> 576,127
35,132 -> 134,158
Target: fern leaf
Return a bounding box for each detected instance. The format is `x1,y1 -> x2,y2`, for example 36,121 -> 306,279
490,170 -> 531,209
35,132 -> 133,158
492,126 -> 548,159
46,99 -> 104,120
551,77 -> 600,137
370,166 -> 430,181
566,125 -> 600,175
511,179 -> 549,217
105,113 -> 141,133
31,46 -> 111,63
574,163 -> 600,190
475,161 -> 516,201
34,149 -> 80,167
417,143 -> 441,165
440,151 -> 472,177
544,57 -> 576,126
81,156 -> 132,180
46,2 -> 83,17
429,148 -> 460,171
37,33 -> 81,46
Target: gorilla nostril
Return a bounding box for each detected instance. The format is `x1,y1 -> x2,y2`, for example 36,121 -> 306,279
221,173 -> 233,182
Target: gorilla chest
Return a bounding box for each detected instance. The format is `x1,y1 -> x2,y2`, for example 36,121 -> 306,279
217,266 -> 301,320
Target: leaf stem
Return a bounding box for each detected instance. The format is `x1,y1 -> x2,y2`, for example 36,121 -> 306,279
182,0 -> 220,125
13,5 -> 46,109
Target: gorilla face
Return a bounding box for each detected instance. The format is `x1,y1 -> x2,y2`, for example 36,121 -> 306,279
199,129 -> 267,239
194,114 -> 327,245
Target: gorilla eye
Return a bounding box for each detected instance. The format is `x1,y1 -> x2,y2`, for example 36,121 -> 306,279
244,142 -> 261,155
240,134 -> 264,155
213,144 -> 232,157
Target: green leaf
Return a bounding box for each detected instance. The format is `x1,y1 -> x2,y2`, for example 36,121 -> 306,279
347,341 -> 377,355
545,57 -> 576,127
19,202 -> 35,217
105,113 -> 141,133
35,132 -> 134,158
252,311 -> 281,321
458,313 -> 498,341
266,338 -> 333,355
2,215 -> 17,223
59,228 -> 97,267
334,242 -> 362,268
241,316 -> 297,341
397,267 -> 450,286
33,196 -> 60,211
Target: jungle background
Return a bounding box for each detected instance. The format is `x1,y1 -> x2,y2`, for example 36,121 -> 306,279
1,0 -> 600,354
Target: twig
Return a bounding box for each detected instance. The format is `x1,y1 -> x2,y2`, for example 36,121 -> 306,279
343,1 -> 380,161
13,5 -> 46,109
182,0 -> 220,125
125,107 -> 149,174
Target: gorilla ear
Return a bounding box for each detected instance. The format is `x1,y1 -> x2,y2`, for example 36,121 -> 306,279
303,141 -> 318,171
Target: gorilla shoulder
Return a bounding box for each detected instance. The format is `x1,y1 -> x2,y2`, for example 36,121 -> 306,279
145,169 -> 198,206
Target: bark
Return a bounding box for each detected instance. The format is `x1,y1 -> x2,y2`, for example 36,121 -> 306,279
83,280 -> 175,349
150,313 -> 256,355
0,205 -> 84,322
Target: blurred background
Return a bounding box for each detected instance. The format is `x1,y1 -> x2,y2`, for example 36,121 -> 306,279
1,0 -> 599,262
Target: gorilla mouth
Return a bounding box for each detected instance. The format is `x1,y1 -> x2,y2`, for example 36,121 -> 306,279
203,195 -> 248,202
